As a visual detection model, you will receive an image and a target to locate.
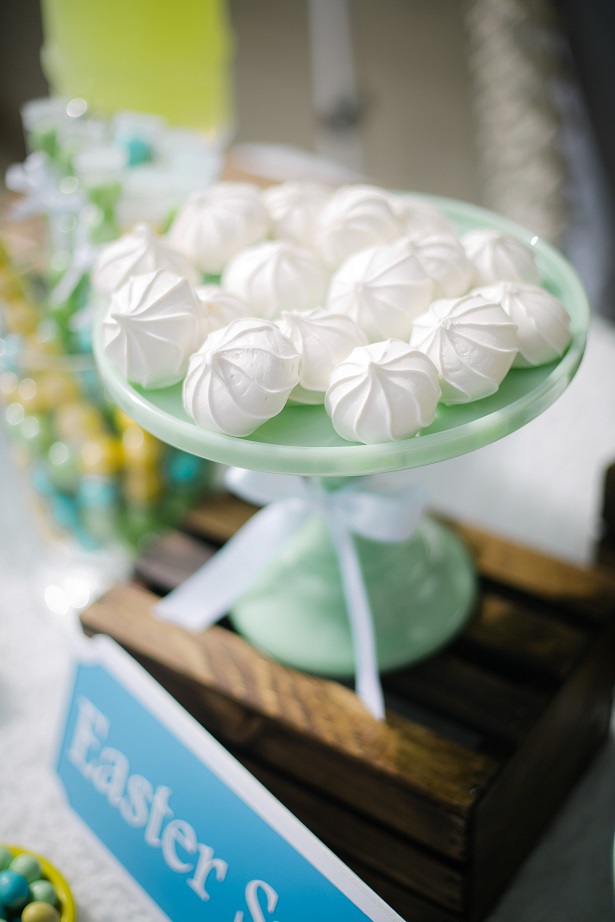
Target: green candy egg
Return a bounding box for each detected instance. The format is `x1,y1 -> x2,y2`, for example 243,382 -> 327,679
46,441 -> 79,492
0,849 -> 10,871
9,853 -> 41,884
21,902 -> 61,922
28,878 -> 58,906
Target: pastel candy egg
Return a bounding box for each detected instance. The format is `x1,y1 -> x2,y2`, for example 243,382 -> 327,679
3,297 -> 40,335
9,852 -> 41,883
16,377 -> 45,413
124,468 -> 163,504
28,878 -> 58,906
0,847 -> 13,871
47,442 -> 79,491
79,435 -> 123,476
121,424 -> 163,468
0,371 -> 19,400
50,493 -> 79,530
0,869 -> 30,909
21,902 -> 61,922
21,414 -> 54,455
37,371 -> 81,408
0,333 -> 21,370
78,475 -> 119,508
166,451 -> 205,485
55,401 -> 106,443
112,407 -> 136,432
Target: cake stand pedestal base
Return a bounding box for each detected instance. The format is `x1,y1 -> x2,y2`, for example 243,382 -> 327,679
229,515 -> 476,676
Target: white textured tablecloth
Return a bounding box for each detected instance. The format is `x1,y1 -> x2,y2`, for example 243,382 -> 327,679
1,316 -> 615,921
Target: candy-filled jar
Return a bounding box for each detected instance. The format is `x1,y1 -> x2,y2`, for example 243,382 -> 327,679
0,259 -> 212,614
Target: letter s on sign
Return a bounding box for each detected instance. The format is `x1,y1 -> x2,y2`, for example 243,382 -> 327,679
233,879 -> 279,922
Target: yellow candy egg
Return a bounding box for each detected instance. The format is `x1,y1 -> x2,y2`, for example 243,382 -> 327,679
3,297 -> 40,335
121,424 -> 163,468
0,269 -> 24,301
79,434 -> 123,476
112,406 -> 137,433
124,468 -> 163,504
16,376 -> 45,413
0,371 -> 19,401
37,371 -> 81,408
55,401 -> 106,443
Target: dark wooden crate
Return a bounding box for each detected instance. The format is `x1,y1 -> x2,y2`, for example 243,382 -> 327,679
80,493 -> 615,921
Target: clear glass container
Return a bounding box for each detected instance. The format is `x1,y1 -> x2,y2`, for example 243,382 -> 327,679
0,261 -> 212,615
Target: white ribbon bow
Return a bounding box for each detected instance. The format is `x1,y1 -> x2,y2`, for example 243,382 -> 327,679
6,152 -> 85,256
6,152 -> 83,221
156,468 -> 427,720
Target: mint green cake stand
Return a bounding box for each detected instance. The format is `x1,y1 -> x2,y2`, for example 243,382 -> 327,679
93,195 -> 589,678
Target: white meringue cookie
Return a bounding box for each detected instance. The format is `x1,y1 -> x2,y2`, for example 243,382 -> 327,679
183,318 -> 300,436
475,281 -> 571,368
195,284 -> 250,340
167,182 -> 270,275
326,243 -> 434,342
316,184 -> 402,268
102,269 -> 203,388
409,293 -> 519,404
461,229 -> 540,286
222,241 -> 329,319
261,181 -> 331,250
395,234 -> 474,298
92,223 -> 198,295
325,340 -> 441,444
277,308 -> 368,403
388,193 -> 455,241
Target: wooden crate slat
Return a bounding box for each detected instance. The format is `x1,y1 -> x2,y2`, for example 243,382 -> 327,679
184,493 -> 257,543
134,530 -> 215,591
470,613 -> 615,919
384,655 -> 550,749
340,858 -> 461,922
452,519 -> 615,624
235,754 -> 466,913
457,594 -> 587,683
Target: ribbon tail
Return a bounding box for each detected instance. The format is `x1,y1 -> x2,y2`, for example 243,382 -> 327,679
155,499 -> 309,631
323,510 -> 385,721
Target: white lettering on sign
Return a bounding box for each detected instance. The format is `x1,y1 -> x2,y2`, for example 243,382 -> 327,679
234,879 -> 279,922
67,696 -> 277,913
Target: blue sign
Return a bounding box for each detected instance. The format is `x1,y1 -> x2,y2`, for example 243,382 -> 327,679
56,637 -> 404,922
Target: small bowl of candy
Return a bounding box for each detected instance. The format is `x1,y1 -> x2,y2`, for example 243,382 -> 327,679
0,846 -> 76,922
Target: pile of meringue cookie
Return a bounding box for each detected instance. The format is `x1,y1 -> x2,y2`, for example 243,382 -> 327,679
98,181 -> 572,445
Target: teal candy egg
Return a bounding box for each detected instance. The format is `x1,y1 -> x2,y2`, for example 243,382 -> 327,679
0,849 -> 10,871
77,476 -> 119,508
0,334 -> 21,371
0,869 -> 29,909
166,451 -> 203,485
9,853 -> 41,884
28,878 -> 58,906
49,493 -> 79,530
31,464 -> 54,496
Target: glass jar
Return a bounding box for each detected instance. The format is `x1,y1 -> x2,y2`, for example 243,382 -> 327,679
0,268 -> 212,615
